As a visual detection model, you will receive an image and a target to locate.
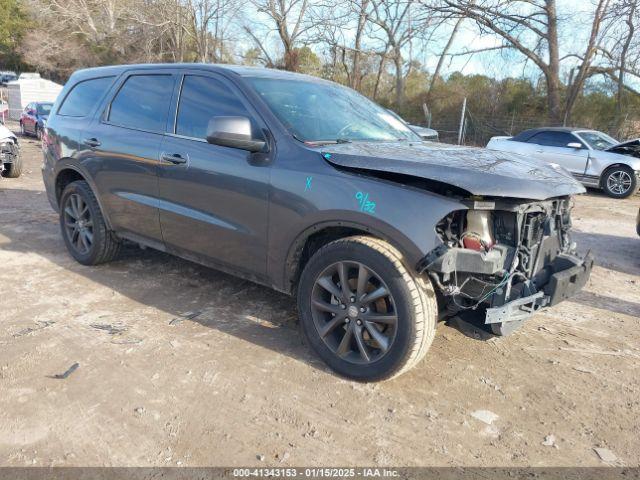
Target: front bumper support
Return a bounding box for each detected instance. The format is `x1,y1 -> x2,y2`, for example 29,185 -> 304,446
484,252 -> 593,326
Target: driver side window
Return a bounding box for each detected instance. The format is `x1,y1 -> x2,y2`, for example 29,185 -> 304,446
528,131 -> 579,148
175,75 -> 253,140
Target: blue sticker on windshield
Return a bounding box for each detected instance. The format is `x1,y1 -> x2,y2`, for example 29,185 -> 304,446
356,191 -> 376,214
322,153 -> 332,160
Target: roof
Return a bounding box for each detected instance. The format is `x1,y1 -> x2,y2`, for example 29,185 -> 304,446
512,126 -> 592,142
71,63 -> 328,84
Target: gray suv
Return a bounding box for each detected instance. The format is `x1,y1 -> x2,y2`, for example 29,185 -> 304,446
42,64 -> 593,381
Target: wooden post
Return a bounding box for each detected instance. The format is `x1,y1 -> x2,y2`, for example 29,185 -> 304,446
457,97 -> 467,145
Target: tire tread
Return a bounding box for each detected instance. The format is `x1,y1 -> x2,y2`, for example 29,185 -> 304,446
62,180 -> 121,264
310,235 -> 437,380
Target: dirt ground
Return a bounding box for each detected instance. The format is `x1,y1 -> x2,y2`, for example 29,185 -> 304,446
1,125 -> 639,468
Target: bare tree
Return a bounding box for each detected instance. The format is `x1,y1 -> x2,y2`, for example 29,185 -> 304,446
604,0 -> 639,117
184,0 -> 241,62
425,15 -> 462,105
433,0 -> 612,124
245,0 -> 319,70
366,0 -> 433,108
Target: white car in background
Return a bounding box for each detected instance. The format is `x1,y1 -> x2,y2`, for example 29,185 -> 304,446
487,127 -> 640,198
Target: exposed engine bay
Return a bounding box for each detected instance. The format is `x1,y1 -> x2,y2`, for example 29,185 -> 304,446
606,139 -> 640,158
422,196 -> 593,335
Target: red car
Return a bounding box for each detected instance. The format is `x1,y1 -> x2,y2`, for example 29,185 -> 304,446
19,101 -> 53,140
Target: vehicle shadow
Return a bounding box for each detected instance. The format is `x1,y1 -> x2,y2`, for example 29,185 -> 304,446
571,230 -> 640,277
583,187 -> 640,199
2,187 -> 636,362
569,290 -> 640,318
0,187 -> 330,374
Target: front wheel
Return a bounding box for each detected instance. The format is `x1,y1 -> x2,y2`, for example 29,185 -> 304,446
2,155 -> 22,178
601,166 -> 638,198
297,236 -> 437,381
59,180 -> 121,265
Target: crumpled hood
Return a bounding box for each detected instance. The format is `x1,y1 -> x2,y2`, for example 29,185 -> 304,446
606,138 -> 640,151
0,124 -> 16,141
319,141 -> 585,200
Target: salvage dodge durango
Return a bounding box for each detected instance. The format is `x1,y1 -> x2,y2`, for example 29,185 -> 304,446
42,64 -> 593,381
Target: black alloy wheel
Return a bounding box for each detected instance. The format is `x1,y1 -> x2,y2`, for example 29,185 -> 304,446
59,180 -> 121,265
63,193 -> 94,255
310,261 -> 397,364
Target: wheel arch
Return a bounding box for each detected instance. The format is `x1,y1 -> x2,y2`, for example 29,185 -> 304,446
283,220 -> 425,295
54,163 -> 113,229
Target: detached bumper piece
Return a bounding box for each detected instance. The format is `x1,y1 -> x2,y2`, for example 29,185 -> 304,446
485,252 -> 593,329
543,252 -> 594,306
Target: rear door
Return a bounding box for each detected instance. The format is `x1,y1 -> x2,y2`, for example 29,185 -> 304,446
81,69 -> 177,247
157,71 -> 271,278
525,131 -> 589,175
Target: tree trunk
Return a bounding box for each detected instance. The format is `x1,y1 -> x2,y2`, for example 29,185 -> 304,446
393,47 -> 404,109
545,0 -> 562,124
351,1 -> 368,90
618,1 -> 636,118
563,0 -> 610,125
426,16 -> 463,106
373,51 -> 387,101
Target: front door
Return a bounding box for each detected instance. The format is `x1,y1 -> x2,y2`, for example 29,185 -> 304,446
158,73 -> 271,278
526,131 -> 590,175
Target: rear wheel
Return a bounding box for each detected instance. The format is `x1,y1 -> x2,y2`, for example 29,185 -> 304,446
601,166 -> 637,198
297,236 -> 437,381
59,180 -> 121,265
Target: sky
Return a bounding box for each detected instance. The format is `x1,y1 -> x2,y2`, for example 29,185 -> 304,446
246,0 -> 621,85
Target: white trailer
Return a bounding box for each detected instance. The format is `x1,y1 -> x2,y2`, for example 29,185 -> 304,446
7,74 -> 63,120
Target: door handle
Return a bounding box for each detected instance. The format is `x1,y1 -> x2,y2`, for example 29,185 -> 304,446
160,152 -> 188,165
84,138 -> 101,148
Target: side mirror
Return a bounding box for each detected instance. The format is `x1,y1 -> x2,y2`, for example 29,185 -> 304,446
206,116 -> 266,153
567,142 -> 582,149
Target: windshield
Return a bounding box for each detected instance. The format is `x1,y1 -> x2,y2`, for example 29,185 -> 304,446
36,103 -> 52,115
247,77 -> 421,143
577,131 -> 618,150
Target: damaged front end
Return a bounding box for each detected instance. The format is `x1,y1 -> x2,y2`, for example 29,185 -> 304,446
420,197 -> 593,335
0,136 -> 19,173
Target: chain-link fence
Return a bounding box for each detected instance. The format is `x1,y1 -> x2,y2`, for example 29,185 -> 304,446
426,103 -> 640,147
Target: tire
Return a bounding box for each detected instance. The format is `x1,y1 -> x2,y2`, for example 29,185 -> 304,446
601,166 -> 638,198
3,154 -> 22,178
36,125 -> 42,141
297,236 -> 437,381
59,180 -> 121,265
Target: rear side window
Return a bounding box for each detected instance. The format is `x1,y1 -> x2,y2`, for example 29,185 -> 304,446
176,75 -> 251,139
108,74 -> 174,133
58,76 -> 114,117
528,131 -> 577,147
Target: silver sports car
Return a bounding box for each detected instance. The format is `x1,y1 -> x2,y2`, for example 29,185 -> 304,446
487,127 -> 640,198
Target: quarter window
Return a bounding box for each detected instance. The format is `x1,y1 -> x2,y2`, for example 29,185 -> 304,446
108,74 -> 174,133
58,76 -> 114,117
528,131 -> 579,148
176,75 -> 252,140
